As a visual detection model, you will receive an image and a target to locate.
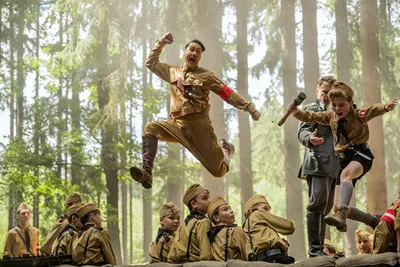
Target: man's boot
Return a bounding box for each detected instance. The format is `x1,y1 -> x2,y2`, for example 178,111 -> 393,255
307,212 -> 326,257
324,208 -> 347,232
219,139 -> 235,166
130,135 -> 158,189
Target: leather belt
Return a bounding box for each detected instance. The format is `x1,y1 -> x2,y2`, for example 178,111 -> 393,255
250,248 -> 283,261
337,143 -> 369,159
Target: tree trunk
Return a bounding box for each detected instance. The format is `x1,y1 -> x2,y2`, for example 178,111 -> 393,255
335,0 -> 357,254
165,0 -> 184,210
140,2 -> 152,261
96,10 -> 122,264
33,1 -> 40,228
236,0 -> 253,208
360,0 -> 387,214
8,2 -> 15,230
120,100 -> 128,264
196,0 -> 226,198
302,0 -> 319,101
281,0 -> 306,260
16,4 -> 25,139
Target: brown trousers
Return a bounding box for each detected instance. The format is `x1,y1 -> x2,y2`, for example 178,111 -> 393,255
144,113 -> 228,177
373,220 -> 396,254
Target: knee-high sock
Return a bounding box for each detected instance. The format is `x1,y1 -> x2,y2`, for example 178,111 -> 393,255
338,181 -> 353,210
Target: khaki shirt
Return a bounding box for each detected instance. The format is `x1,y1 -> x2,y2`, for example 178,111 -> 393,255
146,41 -> 256,119
210,225 -> 247,261
149,227 -> 174,263
293,104 -> 387,152
167,215 -> 212,263
3,225 -> 39,257
243,210 -> 295,256
72,223 -> 116,265
51,225 -> 78,256
41,216 -> 68,255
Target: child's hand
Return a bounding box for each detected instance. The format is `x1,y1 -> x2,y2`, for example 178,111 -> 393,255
287,103 -> 298,114
385,98 -> 398,111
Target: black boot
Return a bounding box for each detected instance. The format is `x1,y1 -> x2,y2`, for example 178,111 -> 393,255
307,212 -> 326,257
130,135 -> 158,189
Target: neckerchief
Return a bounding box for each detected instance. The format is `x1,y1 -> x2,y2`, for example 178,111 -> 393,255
207,224 -> 237,242
78,223 -> 95,237
184,210 -> 205,225
155,227 -> 171,244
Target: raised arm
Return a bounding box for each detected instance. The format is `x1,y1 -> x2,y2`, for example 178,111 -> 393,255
362,98 -> 398,122
145,32 -> 174,83
288,103 -> 331,125
208,74 -> 261,121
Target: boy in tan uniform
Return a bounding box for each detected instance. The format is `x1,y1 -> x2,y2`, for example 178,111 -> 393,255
41,192 -> 83,255
243,195 -> 295,264
207,196 -> 247,261
167,184 -> 212,263
3,203 -> 40,257
51,203 -> 84,256
149,202 -> 180,263
355,229 -> 372,254
72,202 -> 116,265
288,82 -> 398,232
130,32 -> 261,189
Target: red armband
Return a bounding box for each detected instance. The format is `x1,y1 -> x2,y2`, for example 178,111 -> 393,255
219,85 -> 234,101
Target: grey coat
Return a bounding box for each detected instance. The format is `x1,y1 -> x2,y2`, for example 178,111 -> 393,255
298,100 -> 339,179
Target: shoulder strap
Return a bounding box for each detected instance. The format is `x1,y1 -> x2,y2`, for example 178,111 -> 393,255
224,227 -> 230,262
83,228 -> 96,260
14,226 -> 34,256
245,217 -> 254,252
159,239 -> 166,262
186,219 -> 199,261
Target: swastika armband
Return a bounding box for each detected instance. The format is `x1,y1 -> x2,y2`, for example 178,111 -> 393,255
219,85 -> 234,101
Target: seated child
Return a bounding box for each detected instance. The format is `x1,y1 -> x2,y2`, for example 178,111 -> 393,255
355,229 -> 373,254
72,202 -> 116,265
167,184 -> 212,263
207,196 -> 247,261
243,195 -> 295,264
149,202 -> 180,263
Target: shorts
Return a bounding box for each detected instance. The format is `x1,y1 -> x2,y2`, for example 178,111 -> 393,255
336,148 -> 374,186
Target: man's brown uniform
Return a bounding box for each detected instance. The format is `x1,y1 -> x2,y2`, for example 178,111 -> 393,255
3,225 -> 39,257
149,227 -> 174,263
208,225 -> 247,261
140,40 -> 256,182
72,223 -> 116,265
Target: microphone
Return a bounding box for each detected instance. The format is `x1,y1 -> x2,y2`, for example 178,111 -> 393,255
278,92 -> 306,126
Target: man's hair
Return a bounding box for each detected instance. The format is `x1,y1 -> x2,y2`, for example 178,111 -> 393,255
185,39 -> 206,52
80,210 -> 100,225
317,75 -> 337,87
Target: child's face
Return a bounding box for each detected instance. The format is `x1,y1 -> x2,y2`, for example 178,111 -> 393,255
191,190 -> 210,214
160,214 -> 180,233
356,237 -> 372,254
213,204 -> 235,225
331,97 -> 354,119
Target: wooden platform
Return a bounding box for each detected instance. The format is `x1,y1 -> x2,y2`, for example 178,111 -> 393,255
56,252 -> 400,267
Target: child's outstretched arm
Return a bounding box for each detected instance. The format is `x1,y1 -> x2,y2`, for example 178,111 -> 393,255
287,103 -> 331,125
385,98 -> 398,112
361,98 -> 398,122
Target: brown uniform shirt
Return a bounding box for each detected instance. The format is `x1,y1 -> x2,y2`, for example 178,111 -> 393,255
293,104 -> 387,152
72,223 -> 116,265
146,41 -> 256,119
3,225 -> 39,257
41,216 -> 68,255
209,225 -> 247,261
167,214 -> 212,263
243,210 -> 295,257
149,227 -> 174,263
51,225 -> 78,256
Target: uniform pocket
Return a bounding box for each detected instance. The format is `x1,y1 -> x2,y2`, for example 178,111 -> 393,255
305,152 -> 330,174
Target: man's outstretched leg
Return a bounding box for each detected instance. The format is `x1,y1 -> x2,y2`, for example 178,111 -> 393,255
130,134 -> 158,189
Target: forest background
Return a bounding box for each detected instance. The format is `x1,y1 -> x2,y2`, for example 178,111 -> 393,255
0,0 -> 399,264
